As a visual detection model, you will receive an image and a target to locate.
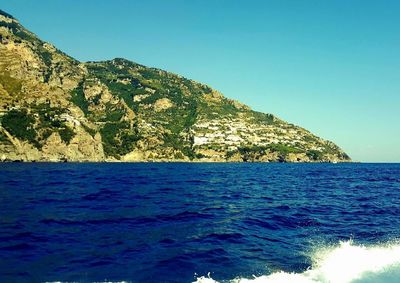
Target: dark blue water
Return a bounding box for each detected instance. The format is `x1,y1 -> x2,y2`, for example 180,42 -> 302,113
0,163 -> 399,282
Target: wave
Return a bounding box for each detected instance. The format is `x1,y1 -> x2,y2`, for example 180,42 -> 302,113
194,240 -> 400,283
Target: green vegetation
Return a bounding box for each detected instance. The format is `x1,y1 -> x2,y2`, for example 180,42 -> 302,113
197,99 -> 239,119
184,102 -> 197,129
105,81 -> 138,110
138,68 -> 159,80
160,100 -> 197,134
238,145 -> 268,156
139,91 -> 162,105
86,60 -> 202,159
0,104 -> 77,148
303,135 -> 319,143
0,130 -> 11,144
40,128 -> 52,141
86,63 -> 151,112
267,144 -> 302,155
100,121 -> 140,158
0,9 -> 15,19
38,49 -> 53,67
33,103 -> 63,127
82,124 -> 96,137
0,21 -> 34,41
237,144 -> 303,161
104,105 -> 125,122
70,81 -> 89,115
306,150 -> 323,161
163,132 -> 194,159
119,130 -> 141,153
58,126 -> 75,144
100,122 -> 125,157
252,111 -> 275,124
1,109 -> 36,143
195,153 -> 206,159
31,103 -> 76,146
226,150 -> 237,159
220,103 -> 239,116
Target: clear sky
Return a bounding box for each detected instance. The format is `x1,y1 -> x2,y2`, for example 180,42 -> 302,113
2,0 -> 400,162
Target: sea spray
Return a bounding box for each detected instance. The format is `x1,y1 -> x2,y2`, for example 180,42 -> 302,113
194,240 -> 400,283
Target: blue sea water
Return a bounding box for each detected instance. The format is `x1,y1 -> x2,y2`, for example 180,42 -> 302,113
0,163 -> 399,283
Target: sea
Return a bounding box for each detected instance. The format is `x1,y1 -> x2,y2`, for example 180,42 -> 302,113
0,163 -> 399,283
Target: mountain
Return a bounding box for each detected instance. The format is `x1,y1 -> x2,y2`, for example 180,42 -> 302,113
0,10 -> 350,162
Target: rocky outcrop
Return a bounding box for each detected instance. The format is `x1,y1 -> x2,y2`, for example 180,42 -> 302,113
154,98 -> 174,112
40,130 -> 104,162
0,10 -> 351,163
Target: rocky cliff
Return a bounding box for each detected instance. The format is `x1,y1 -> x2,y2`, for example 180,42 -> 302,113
0,10 -> 350,162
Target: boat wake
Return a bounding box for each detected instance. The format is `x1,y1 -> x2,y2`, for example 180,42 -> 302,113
194,240 -> 400,283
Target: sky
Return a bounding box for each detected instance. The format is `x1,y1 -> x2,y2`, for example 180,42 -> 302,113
2,0 -> 400,162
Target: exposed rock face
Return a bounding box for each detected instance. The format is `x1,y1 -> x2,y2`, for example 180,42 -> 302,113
154,98 -> 174,112
0,10 -> 351,162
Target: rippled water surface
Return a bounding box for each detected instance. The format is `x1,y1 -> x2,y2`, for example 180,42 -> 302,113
0,163 -> 399,282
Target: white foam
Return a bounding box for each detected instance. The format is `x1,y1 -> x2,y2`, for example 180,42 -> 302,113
194,240 -> 400,283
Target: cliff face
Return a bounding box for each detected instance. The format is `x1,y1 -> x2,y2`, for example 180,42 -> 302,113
0,10 -> 350,162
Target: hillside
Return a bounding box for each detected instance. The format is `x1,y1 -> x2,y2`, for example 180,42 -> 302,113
0,10 -> 350,162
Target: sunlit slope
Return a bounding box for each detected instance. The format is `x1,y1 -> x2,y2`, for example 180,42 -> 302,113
0,10 -> 350,162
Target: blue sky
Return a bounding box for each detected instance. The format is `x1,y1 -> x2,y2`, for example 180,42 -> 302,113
3,0 -> 400,162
